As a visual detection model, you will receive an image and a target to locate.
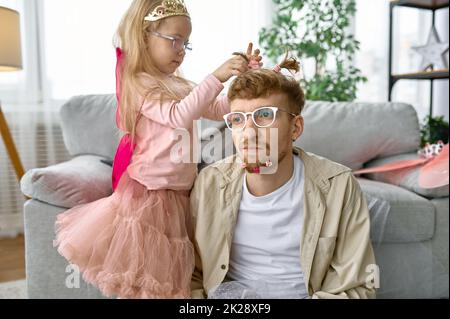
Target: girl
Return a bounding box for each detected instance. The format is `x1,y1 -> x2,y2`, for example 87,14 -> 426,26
54,0 -> 262,299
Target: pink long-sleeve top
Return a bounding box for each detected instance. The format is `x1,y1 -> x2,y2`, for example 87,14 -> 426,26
127,74 -> 230,191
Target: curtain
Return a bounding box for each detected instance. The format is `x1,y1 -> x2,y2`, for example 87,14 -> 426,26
0,102 -> 70,237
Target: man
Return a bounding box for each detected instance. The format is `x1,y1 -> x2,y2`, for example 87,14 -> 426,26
190,59 -> 377,299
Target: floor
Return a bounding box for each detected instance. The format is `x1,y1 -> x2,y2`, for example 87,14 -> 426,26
0,235 -> 26,283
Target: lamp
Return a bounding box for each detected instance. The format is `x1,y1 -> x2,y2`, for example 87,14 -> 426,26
0,6 -> 25,181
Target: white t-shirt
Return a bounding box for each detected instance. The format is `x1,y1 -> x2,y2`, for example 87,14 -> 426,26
226,155 -> 309,299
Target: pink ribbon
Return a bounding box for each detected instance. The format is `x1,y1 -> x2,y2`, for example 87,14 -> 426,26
353,144 -> 449,189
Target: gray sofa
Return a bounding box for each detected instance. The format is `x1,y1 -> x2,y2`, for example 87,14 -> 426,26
21,95 -> 449,299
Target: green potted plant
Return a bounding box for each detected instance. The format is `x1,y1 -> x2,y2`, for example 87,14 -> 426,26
259,0 -> 367,102
420,115 -> 449,147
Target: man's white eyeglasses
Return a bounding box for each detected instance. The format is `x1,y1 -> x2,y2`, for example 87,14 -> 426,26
223,106 -> 298,131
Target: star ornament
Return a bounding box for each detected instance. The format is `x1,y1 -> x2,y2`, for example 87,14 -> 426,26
412,26 -> 449,71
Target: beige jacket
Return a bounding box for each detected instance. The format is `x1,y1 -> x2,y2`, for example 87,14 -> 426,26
190,147 -> 377,299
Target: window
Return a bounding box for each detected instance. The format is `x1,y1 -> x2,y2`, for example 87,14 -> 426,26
41,0 -> 133,100
2,1 -> 274,102
182,0 -> 274,85
40,0 -> 273,99
5,0 -> 445,119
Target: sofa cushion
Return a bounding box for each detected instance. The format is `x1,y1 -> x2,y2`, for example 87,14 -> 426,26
296,102 -> 420,170
357,178 -> 435,244
60,95 -> 120,160
364,152 -> 449,199
21,155 -> 113,208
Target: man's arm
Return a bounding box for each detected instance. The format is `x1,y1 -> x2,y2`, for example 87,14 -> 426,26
313,174 -> 378,299
190,178 -> 207,299
191,242 -> 206,299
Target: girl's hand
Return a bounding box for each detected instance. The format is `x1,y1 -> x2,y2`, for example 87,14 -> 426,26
213,55 -> 249,83
246,43 -> 263,70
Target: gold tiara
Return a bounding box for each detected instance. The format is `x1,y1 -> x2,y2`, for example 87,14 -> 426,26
144,0 -> 190,22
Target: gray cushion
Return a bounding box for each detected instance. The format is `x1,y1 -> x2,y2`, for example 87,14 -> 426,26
358,178 -> 435,244
21,155 -> 113,208
60,94 -> 120,160
364,152 -> 449,199
296,102 -> 420,170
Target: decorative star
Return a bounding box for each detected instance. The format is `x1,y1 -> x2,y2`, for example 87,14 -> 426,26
412,26 -> 449,71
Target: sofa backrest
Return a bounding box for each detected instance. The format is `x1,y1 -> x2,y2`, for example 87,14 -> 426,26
60,95 -> 421,169
59,94 -> 230,161
60,94 -> 119,160
296,101 -> 421,169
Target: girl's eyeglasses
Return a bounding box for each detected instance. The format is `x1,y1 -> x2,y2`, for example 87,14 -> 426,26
223,106 -> 299,131
151,31 -> 192,52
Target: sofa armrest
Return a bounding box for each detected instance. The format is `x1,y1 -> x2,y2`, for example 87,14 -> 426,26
24,199 -> 107,299
364,152 -> 449,199
21,155 -> 113,209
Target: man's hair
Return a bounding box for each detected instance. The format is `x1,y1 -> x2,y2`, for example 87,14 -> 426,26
227,54 -> 305,114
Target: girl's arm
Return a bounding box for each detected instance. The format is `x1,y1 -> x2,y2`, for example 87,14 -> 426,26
201,95 -> 230,122
140,74 -> 224,129
201,45 -> 263,122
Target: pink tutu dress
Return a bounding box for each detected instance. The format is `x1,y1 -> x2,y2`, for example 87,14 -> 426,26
54,73 -> 230,299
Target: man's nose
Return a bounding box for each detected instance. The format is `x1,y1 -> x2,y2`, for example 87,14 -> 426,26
244,113 -> 258,128
242,116 -> 258,139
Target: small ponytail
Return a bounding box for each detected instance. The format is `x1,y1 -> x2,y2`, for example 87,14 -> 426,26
275,51 -> 301,74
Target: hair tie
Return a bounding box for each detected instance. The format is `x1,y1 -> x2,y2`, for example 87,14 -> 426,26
273,64 -> 281,73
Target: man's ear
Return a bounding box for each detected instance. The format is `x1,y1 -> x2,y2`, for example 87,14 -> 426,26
292,115 -> 304,141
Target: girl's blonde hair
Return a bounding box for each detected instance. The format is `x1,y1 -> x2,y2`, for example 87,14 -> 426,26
115,0 -> 194,140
